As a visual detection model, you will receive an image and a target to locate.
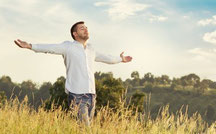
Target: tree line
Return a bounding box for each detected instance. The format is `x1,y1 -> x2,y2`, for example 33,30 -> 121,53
0,71 -> 216,124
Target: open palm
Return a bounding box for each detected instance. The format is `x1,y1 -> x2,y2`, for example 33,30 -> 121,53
120,52 -> 132,63
14,39 -> 32,49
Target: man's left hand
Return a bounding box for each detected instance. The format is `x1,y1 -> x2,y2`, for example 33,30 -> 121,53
120,52 -> 132,63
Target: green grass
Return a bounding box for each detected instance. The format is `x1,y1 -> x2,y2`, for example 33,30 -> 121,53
0,97 -> 216,134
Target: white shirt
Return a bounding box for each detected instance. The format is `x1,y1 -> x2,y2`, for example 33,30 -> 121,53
31,40 -> 122,94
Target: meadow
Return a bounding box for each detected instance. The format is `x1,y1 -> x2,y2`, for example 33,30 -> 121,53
0,97 -> 216,134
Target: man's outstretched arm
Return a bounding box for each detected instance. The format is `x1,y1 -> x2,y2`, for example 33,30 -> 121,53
14,39 -> 69,55
95,51 -> 132,64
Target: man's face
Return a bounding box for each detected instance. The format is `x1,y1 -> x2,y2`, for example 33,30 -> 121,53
75,24 -> 89,41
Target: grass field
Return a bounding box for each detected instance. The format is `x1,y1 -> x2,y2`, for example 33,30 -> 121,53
0,98 -> 216,134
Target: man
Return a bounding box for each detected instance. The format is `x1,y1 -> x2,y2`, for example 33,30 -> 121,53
14,21 -> 132,126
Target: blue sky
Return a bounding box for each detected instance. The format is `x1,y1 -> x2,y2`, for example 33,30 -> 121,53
0,0 -> 216,84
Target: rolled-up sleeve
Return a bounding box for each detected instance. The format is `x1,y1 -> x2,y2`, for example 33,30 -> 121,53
95,51 -> 122,64
31,41 -> 70,55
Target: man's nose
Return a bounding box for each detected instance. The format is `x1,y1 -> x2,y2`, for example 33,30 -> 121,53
85,29 -> 88,33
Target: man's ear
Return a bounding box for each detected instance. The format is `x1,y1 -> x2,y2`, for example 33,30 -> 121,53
73,32 -> 77,38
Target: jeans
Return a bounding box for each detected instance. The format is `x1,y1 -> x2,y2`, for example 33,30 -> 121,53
68,92 -> 96,126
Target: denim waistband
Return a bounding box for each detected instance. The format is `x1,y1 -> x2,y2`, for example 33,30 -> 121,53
69,92 -> 96,97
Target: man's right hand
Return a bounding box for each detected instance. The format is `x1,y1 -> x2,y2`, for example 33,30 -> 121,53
14,39 -> 32,49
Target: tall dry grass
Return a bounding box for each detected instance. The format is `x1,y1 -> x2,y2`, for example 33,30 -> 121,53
0,97 -> 216,134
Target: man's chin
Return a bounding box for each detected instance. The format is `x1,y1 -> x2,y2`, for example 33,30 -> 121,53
85,36 -> 89,40
80,36 -> 89,41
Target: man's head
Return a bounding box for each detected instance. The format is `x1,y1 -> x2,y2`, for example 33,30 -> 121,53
70,21 -> 89,41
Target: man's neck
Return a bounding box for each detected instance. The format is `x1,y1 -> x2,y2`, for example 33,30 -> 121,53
76,39 -> 87,49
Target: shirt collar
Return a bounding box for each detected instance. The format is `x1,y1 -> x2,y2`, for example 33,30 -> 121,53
74,40 -> 89,49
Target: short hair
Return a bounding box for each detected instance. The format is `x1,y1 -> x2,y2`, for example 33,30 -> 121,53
70,21 -> 85,40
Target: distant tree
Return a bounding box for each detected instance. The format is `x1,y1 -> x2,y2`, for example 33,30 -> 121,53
123,78 -> 133,93
45,76 -> 68,110
180,73 -> 200,87
95,71 -> 101,80
195,81 -> 208,94
188,73 -> 200,85
131,71 -> 140,87
202,79 -> 213,86
160,75 -> 171,85
0,76 -> 41,106
200,79 -> 215,90
209,82 -> 216,89
0,91 -> 7,107
143,72 -> 155,84
154,76 -> 170,85
124,78 -> 132,87
18,80 -> 38,104
0,76 -> 15,98
96,76 -> 126,110
131,71 -> 140,79
34,82 -> 52,109
95,71 -> 113,80
130,91 -> 146,112
171,78 -> 183,90
172,78 -> 181,85
206,105 -> 215,122
20,80 -> 37,91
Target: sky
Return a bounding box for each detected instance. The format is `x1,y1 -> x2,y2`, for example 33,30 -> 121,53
0,0 -> 216,85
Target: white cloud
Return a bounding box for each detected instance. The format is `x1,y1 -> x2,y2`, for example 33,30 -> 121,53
187,47 -> 216,81
0,0 -> 84,32
183,15 -> 190,19
0,0 -> 80,23
203,30 -> 216,45
188,48 -> 216,62
94,2 -> 110,6
148,15 -> 168,22
0,0 -> 39,16
41,3 -> 80,24
94,0 -> 169,22
198,15 -> 216,26
94,0 -> 150,21
189,48 -> 216,57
